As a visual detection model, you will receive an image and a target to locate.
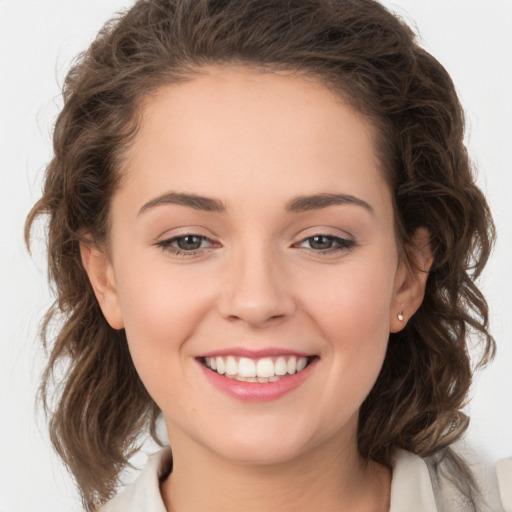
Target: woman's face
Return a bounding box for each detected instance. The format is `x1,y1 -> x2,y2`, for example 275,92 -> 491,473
86,67 -> 417,465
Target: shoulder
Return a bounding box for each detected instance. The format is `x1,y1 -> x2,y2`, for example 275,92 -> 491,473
392,447 -> 508,512
99,448 -> 172,512
496,459 -> 512,512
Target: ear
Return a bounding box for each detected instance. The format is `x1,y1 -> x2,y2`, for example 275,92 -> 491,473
79,239 -> 124,330
389,227 -> 432,333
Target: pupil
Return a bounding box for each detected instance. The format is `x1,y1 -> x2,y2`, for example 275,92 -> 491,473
311,236 -> 333,250
177,235 -> 202,250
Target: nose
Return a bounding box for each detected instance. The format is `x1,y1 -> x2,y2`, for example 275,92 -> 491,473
217,245 -> 296,327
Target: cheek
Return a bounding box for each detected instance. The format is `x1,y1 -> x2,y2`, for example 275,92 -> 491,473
112,258 -> 215,383
299,255 -> 396,399
302,256 -> 395,341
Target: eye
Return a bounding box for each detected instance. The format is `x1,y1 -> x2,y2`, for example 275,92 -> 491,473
297,234 -> 355,254
305,235 -> 336,250
156,234 -> 215,256
174,235 -> 207,251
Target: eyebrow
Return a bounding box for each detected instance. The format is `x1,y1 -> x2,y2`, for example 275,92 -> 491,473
138,191 -> 373,216
139,192 -> 226,215
285,193 -> 374,215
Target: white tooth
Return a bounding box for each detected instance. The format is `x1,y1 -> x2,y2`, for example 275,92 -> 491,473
275,357 -> 287,376
269,376 -> 280,382
287,356 -> 297,374
210,357 -> 217,370
256,358 -> 275,378
235,375 -> 247,382
238,357 -> 256,378
247,377 -> 258,383
216,357 -> 225,375
226,356 -> 238,376
297,357 -> 307,372
257,377 -> 269,383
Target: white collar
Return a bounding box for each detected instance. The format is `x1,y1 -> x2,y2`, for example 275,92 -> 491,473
100,449 -> 171,512
390,449 -> 438,512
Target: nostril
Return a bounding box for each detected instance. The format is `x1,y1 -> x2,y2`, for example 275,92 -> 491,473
224,310 -> 287,326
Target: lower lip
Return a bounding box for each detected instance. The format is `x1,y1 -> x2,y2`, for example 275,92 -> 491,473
197,358 -> 318,402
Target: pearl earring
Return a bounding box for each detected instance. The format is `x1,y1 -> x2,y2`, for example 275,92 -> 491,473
397,311 -> 404,322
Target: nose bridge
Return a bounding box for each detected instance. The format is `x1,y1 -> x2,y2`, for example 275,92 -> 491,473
218,236 -> 295,326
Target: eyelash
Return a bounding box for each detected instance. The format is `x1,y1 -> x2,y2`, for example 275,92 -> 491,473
295,234 -> 355,254
156,235 -> 214,257
155,233 -> 355,257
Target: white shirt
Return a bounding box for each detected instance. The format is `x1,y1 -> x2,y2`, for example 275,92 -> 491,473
100,448 -> 510,511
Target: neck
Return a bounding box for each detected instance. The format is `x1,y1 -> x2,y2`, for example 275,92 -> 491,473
160,430 -> 391,512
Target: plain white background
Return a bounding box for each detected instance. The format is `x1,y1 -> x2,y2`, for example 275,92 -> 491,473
1,1 -> 511,510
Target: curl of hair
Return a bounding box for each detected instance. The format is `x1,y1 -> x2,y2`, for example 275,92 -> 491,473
26,0 -> 495,510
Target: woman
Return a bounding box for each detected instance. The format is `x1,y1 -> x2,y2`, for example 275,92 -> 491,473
25,0 -> 506,510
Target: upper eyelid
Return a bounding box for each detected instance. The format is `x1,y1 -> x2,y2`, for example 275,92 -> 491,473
154,225 -> 218,241
292,224 -> 354,240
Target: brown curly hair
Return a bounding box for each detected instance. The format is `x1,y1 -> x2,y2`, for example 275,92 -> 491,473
25,0 -> 495,510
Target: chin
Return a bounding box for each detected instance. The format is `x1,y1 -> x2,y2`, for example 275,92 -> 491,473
216,440 -> 308,466
198,419 -> 326,467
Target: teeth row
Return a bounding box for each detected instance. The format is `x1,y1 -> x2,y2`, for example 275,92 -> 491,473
204,355 -> 308,380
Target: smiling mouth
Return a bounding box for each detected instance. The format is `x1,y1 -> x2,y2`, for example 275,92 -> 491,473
201,355 -> 316,383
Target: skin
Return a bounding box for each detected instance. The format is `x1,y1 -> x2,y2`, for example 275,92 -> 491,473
81,66 -> 431,512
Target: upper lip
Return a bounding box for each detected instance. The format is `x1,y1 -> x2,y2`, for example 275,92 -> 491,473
197,347 -> 314,359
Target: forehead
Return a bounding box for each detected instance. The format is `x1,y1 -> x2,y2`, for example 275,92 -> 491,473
119,66 -> 391,216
